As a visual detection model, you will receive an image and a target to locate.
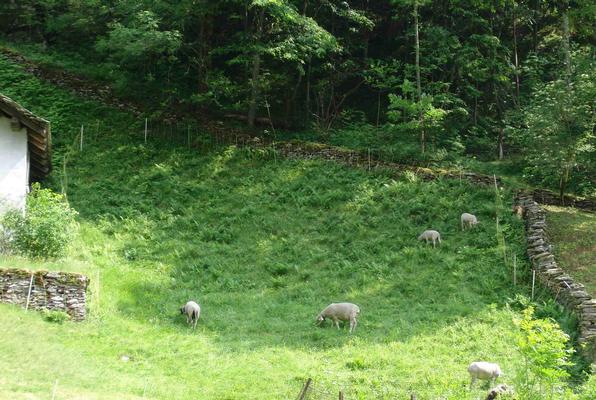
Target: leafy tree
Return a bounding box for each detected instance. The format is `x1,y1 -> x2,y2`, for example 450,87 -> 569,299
95,10 -> 182,81
364,59 -> 401,126
513,48 -> 595,197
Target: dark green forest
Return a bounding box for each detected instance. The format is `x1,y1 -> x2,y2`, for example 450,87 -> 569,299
1,0 -> 594,195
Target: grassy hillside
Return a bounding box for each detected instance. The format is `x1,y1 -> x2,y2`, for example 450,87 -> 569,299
0,52 -> 590,399
544,206 -> 596,296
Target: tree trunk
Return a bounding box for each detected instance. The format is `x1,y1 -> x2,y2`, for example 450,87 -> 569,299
306,59 -> 311,123
414,1 -> 424,153
498,127 -> 504,160
559,173 -> 567,204
562,6 -> 571,84
513,5 -> 520,103
414,2 -> 421,100
248,52 -> 262,127
376,90 -> 381,127
248,8 -> 265,127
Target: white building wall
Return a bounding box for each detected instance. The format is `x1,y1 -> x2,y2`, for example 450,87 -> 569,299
0,115 -> 29,213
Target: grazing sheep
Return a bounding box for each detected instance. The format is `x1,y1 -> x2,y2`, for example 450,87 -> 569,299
468,361 -> 502,388
316,302 -> 360,333
418,230 -> 441,248
486,384 -> 512,400
180,300 -> 201,329
461,213 -> 479,230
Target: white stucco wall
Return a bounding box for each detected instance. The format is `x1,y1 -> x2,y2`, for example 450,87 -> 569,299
0,115 -> 29,213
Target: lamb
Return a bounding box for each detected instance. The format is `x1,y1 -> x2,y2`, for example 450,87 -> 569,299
512,205 -> 524,219
468,361 -> 502,388
418,230 -> 441,248
316,302 -> 360,333
461,213 -> 479,230
180,300 -> 201,329
485,384 -> 512,400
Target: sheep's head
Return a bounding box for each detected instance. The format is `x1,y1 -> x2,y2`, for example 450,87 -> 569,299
316,314 -> 325,324
180,307 -> 185,315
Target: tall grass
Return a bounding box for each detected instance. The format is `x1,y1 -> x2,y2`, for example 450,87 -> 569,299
0,52 -> 591,399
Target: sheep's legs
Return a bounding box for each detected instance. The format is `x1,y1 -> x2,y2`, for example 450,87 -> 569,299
334,319 -> 340,329
350,318 -> 357,333
469,376 -> 477,389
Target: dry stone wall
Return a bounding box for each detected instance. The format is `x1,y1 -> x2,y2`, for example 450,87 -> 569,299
0,267 -> 89,320
515,192 -> 596,364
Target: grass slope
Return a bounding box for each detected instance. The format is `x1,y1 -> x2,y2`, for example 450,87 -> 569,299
544,206 -> 596,296
0,52 -> 587,399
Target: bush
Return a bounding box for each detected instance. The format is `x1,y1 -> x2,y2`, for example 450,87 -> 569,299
42,309 -> 70,324
0,184 -> 78,259
514,307 -> 574,398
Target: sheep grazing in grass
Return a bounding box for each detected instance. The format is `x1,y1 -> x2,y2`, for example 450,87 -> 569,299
316,302 -> 360,333
512,205 -> 524,219
468,361 -> 502,388
180,301 -> 201,329
418,230 -> 441,248
485,384 -> 512,400
461,213 -> 478,230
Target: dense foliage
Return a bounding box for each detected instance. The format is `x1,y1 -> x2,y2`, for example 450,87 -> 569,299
0,1 -> 593,194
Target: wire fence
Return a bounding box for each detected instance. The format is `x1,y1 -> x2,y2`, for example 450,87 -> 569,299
296,379 -> 348,400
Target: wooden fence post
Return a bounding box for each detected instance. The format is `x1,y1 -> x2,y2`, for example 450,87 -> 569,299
51,379 -> 59,400
297,378 -> 312,400
513,254 -> 517,286
531,269 -> 536,300
79,124 -> 84,151
25,273 -> 34,310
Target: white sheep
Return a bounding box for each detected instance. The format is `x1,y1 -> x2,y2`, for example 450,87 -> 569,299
316,302 -> 360,333
468,361 -> 502,388
180,300 -> 201,329
418,230 -> 441,248
461,213 -> 479,230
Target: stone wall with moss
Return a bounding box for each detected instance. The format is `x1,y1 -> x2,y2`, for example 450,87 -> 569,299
268,141 -> 502,186
0,267 -> 89,320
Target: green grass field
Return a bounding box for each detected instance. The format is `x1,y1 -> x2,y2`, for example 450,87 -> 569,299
0,52 -> 592,399
544,206 -> 596,296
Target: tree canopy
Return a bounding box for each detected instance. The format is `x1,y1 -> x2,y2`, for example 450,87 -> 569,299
0,0 -> 593,195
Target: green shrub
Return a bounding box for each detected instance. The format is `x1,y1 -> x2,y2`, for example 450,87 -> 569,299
0,184 -> 78,259
514,307 -> 574,398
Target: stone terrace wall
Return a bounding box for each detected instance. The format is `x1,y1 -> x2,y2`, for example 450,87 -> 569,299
515,192 -> 596,364
270,141 -> 502,187
0,267 -> 89,321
